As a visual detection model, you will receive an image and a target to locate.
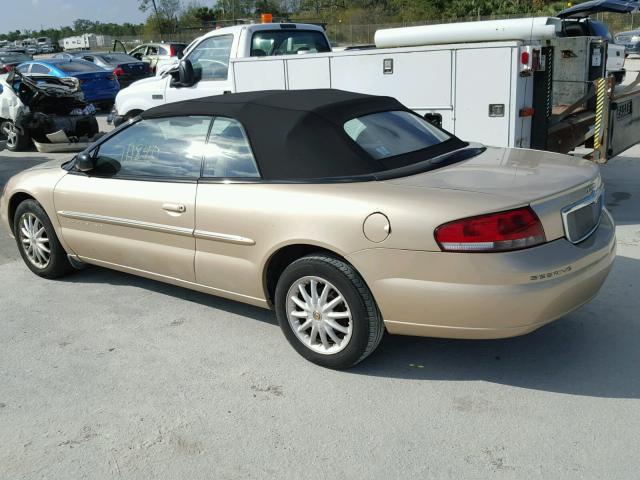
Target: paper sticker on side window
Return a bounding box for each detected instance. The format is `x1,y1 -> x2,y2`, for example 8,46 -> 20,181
616,100 -> 632,120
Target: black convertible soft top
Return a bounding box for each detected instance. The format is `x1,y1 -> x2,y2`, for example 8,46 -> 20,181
141,89 -> 466,181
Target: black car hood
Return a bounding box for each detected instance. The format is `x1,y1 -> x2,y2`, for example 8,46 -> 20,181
558,0 -> 639,18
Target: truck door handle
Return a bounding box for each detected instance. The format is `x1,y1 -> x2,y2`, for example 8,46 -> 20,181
162,203 -> 186,213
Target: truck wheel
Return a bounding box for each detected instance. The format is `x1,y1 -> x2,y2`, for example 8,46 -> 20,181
1,120 -> 30,152
275,254 -> 384,369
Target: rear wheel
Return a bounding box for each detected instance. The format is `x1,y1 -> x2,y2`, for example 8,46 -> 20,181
275,254 -> 384,369
1,120 -> 30,152
13,200 -> 73,278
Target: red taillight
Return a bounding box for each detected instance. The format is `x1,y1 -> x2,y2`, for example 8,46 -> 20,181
0,66 -> 8,74
113,66 -> 125,76
434,207 -> 546,253
521,51 -> 530,65
169,45 -> 176,56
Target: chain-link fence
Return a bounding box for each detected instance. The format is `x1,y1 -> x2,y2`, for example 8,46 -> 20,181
326,12 -> 640,46
111,12 -> 640,50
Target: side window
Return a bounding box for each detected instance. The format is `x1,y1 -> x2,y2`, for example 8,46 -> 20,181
187,35 -> 233,81
251,31 -> 331,56
93,116 -> 212,179
16,64 -> 30,73
203,117 -> 260,178
147,46 -> 159,56
30,64 -> 50,74
130,46 -> 145,59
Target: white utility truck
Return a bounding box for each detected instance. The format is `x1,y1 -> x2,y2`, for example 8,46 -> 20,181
111,17 -> 640,161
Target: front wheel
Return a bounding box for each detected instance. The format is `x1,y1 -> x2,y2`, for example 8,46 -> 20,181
14,200 -> 73,278
1,120 -> 30,152
275,254 -> 384,369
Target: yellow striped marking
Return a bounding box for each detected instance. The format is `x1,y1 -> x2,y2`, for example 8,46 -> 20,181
594,78 -> 606,150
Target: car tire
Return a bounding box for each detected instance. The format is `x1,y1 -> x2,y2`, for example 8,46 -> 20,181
275,254 -> 384,369
13,199 -> 73,279
1,120 -> 30,152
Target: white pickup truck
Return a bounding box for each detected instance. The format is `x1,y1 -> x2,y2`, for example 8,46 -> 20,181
110,16 -> 637,158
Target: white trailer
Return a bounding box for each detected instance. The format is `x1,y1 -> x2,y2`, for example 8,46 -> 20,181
231,40 -> 535,149
63,34 -> 98,51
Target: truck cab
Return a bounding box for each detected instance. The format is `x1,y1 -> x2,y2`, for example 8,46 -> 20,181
111,23 -> 331,125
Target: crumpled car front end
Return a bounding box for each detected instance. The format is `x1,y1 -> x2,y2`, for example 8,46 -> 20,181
0,70 -> 102,152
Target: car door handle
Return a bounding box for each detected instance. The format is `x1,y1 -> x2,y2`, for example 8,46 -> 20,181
162,203 -> 186,213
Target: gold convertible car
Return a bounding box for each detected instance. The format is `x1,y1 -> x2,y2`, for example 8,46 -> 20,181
0,90 -> 615,368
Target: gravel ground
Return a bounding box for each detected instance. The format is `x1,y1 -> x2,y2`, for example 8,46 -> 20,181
0,116 -> 639,479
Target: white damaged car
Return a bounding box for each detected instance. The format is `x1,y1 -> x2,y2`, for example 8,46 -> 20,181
0,70 -> 101,153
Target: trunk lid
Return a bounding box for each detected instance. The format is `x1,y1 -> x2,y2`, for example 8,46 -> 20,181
557,0 -> 638,18
120,62 -> 148,75
74,71 -> 113,81
385,146 -> 599,203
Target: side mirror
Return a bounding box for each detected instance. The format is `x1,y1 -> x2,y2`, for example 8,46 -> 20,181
178,59 -> 195,86
76,152 -> 94,172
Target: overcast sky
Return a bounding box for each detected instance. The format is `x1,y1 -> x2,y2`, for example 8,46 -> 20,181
1,0 -> 148,33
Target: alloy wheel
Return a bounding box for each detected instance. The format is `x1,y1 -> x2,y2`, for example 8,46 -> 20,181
19,213 -> 51,269
1,122 -> 18,149
286,276 -> 353,355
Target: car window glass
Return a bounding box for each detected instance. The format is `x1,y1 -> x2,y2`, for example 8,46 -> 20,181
203,117 -> 260,178
187,35 -> 233,81
147,46 -> 159,55
251,30 -> 331,56
16,64 -> 30,73
344,110 -> 451,160
93,116 -> 212,179
56,60 -> 99,73
30,63 -> 49,74
103,53 -> 138,63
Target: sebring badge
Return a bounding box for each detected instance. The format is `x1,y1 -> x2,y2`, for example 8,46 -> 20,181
530,265 -> 572,281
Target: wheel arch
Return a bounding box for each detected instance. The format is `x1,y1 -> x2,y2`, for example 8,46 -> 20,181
7,191 -> 36,235
262,242 -> 358,308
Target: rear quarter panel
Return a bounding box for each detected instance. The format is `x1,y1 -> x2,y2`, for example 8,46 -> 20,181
194,181 -> 528,300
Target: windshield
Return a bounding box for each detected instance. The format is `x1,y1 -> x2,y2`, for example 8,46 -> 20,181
102,53 -> 139,63
56,60 -> 101,73
344,111 -> 452,160
251,30 -> 331,56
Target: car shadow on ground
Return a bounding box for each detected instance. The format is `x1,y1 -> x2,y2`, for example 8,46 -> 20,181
56,254 -> 639,400
60,266 -> 277,326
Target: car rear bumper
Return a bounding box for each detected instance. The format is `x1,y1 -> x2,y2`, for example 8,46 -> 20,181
348,209 -> 616,339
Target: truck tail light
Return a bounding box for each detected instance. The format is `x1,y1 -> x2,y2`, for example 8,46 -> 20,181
113,66 -> 125,76
519,46 -> 533,76
434,207 -> 546,253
